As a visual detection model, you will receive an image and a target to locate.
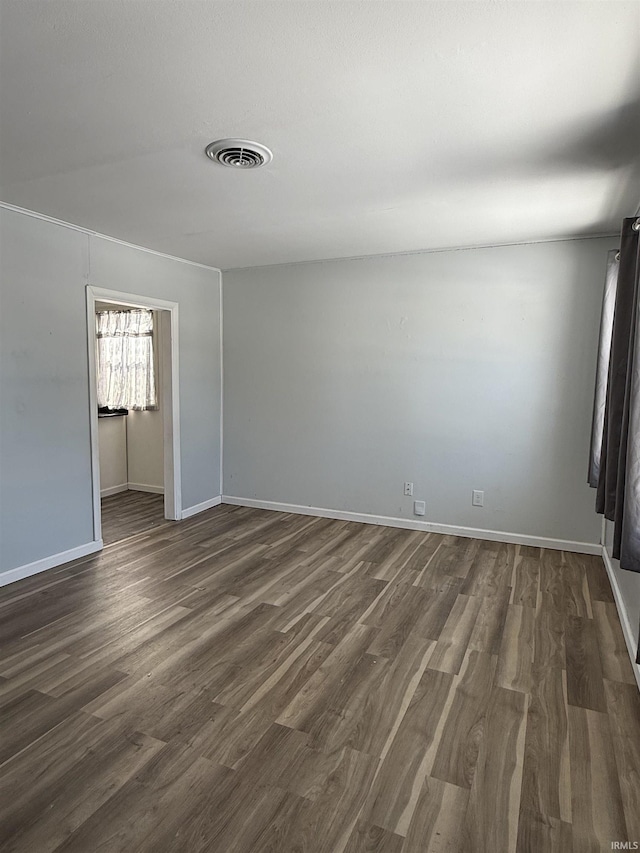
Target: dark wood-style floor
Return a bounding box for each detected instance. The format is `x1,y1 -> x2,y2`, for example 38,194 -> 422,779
101,490 -> 168,545
1,497 -> 639,852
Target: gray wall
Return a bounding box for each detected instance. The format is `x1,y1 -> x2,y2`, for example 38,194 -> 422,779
89,238 -> 221,508
1,212 -> 93,570
223,237 -> 615,545
0,207 -> 221,575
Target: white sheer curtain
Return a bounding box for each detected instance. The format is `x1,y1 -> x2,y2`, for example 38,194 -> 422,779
96,309 -> 157,410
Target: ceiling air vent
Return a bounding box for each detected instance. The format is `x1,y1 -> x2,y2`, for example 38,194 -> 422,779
205,138 -> 272,169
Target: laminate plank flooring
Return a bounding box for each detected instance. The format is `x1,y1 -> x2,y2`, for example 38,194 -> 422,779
1,497 -> 639,852
101,490 -> 169,545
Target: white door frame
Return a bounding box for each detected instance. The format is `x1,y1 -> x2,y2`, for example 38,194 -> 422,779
86,285 -> 181,544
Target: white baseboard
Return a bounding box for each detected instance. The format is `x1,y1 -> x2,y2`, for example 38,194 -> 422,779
100,483 -> 164,497
127,482 -> 164,495
100,483 -> 128,497
181,495 -> 222,520
221,495 -> 602,555
0,540 -> 103,589
601,545 -> 640,691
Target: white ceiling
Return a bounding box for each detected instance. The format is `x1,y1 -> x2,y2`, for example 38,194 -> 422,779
1,0 -> 639,270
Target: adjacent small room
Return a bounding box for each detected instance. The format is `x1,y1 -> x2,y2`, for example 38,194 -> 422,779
94,300 -> 167,543
0,2 -> 639,852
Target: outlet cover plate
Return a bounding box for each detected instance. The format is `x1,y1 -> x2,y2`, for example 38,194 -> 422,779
414,500 -> 426,516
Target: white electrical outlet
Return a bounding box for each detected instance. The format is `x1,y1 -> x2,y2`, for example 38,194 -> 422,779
414,500 -> 426,516
404,482 -> 414,496
472,490 -> 484,507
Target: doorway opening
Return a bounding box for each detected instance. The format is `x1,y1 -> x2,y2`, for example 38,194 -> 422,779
86,286 -> 181,547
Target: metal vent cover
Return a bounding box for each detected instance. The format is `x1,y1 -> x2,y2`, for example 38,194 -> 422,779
205,138 -> 272,168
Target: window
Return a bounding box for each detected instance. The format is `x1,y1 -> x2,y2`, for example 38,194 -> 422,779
96,309 -> 157,411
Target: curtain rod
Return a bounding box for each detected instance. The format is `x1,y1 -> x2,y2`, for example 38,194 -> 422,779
615,217 -> 640,260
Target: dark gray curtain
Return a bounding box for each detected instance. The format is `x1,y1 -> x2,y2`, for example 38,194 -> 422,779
591,217 -> 640,571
